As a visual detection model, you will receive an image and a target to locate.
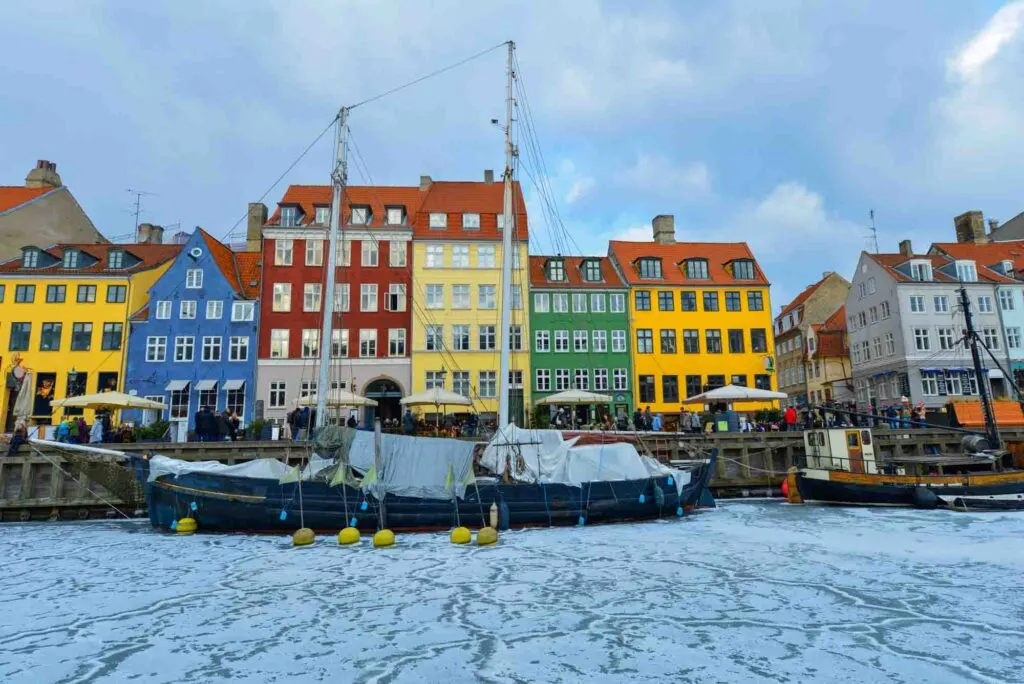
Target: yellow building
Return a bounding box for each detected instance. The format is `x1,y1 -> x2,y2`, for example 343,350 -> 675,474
608,216 -> 776,414
410,177 -> 530,423
0,241 -> 178,430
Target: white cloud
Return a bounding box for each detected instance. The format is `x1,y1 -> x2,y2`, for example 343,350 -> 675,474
608,223 -> 654,242
565,177 -> 595,205
948,1 -> 1024,81
617,155 -> 711,198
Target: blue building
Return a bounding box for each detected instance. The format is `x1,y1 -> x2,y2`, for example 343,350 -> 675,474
124,229 -> 261,440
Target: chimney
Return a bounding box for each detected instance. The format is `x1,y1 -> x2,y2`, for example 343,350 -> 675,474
419,175 -> 433,192
484,169 -> 494,184
652,214 -> 675,244
25,159 -> 62,188
246,202 -> 268,253
136,223 -> 164,245
988,218 -> 1000,234
954,210 -> 988,244
898,239 -> 913,257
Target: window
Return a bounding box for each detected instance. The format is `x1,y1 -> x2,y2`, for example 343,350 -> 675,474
202,336 -> 222,361
274,239 -> 293,266
879,301 -> 890,319
554,330 -> 569,352
639,375 -> 656,403
910,261 -> 932,281
867,306 -> 878,324
479,371 -> 497,398
613,369 -> 628,391
337,239 -> 351,266
585,368 -> 605,391
479,325 -> 496,351
182,268 -> 203,290
732,260 -> 755,280
753,374 -> 771,391
573,330 -> 588,352
512,285 -> 523,310
351,206 -> 370,225
885,332 -> 895,355
299,329 -> 317,357
682,329 -> 700,354
425,325 -> 444,351
956,260 -> 977,283
174,336 -> 194,362
553,293 -> 569,313
728,329 -> 744,353
567,292 -> 585,313
332,329 -> 348,357
496,214 -> 506,231
477,245 -> 495,268
232,301 -> 255,322
360,283 -> 378,312
388,329 -> 406,356
384,283 -> 407,312
359,329 -> 377,357
226,386 -> 245,417
74,285 -> 95,303
267,381 -> 288,409
62,249 -> 80,268
155,300 -> 171,319
662,375 -> 680,403
9,322 -> 30,351
983,328 -> 1000,350
387,240 -> 407,268
39,323 -> 61,351
725,292 -> 741,311
535,369 -> 551,392
750,329 -> 767,353
300,381 -> 318,400
70,323 -> 91,351
510,325 -> 523,351
680,291 -> 697,311
637,258 -> 662,279
636,329 -> 653,353
22,249 -> 39,268
302,283 -> 322,312
535,330 -> 550,352
660,329 -> 677,354
229,336 -> 249,361
272,283 -> 291,312
270,329 -> 289,358
425,371 -> 445,391
429,212 -> 447,229
534,293 -> 550,313
635,291 -> 651,311
703,292 -> 719,311
332,284 -> 349,313
451,245 -> 470,268
860,340 -> 871,361
303,239 -> 323,267
146,336 -> 166,362
872,336 -> 883,358
312,206 -> 331,226
909,295 -> 925,313
593,330 -> 607,352
937,327 -> 956,350
591,293 -> 606,312
684,375 -> 702,398
206,300 -> 223,319
610,293 -> 625,313
46,285 -> 65,303
169,387 -> 190,420
424,245 -> 447,270
684,259 -> 709,280
707,375 -> 726,390
932,295 -> 949,313
180,300 -> 197,319
657,291 -> 674,311
584,260 -> 601,281
1000,290 -> 1015,311
555,369 -> 570,391
611,330 -> 627,353
383,207 -> 404,226
705,329 -> 722,353
913,327 -> 931,351
478,285 -> 497,309
360,241 -> 379,267
98,322 -> 122,351
424,284 -> 444,309
921,371 -> 939,397
453,325 -> 471,351
453,371 -> 471,397
1008,327 -> 1022,349
746,291 -> 764,312
978,296 -> 993,313
547,259 -> 565,281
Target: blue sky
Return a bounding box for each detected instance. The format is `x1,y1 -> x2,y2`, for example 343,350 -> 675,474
2,0 -> 1023,309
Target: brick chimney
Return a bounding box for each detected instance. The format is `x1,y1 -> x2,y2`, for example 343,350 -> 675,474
246,202 -> 268,253
25,160 -> 62,188
419,175 -> 433,192
988,218 -> 1000,234
652,214 -> 675,244
899,239 -> 913,257
954,210 -> 988,244
136,223 -> 164,245
484,169 -> 494,184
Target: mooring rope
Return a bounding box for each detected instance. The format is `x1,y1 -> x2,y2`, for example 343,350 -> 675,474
29,444 -> 134,521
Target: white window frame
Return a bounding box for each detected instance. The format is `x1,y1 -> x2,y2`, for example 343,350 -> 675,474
186,269 -> 203,289
275,239 -> 293,266
180,300 -> 197,320
478,285 -> 497,310
451,284 -> 470,309
229,336 -> 249,361
202,336 -> 222,362
360,283 -> 378,312
388,328 -> 406,357
272,283 -> 291,312
231,301 -> 254,321
452,244 -> 470,268
535,330 -> 550,352
610,293 -> 625,313
303,283 -> 322,312
361,241 -> 379,267
155,300 -> 172,320
206,300 -> 223,320
534,293 -> 550,313
146,336 -> 166,362
425,245 -> 444,268
389,241 -> 407,267
359,329 -> 377,358
477,245 -> 495,268
591,293 -> 606,313
426,284 -> 444,309
305,239 -> 323,266
270,329 -> 290,359
429,212 -> 447,229
593,330 -> 607,352
174,336 -> 195,362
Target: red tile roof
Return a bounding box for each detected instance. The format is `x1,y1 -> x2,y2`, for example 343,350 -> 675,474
820,305 -> 846,332
0,242 -> 181,274
414,180 -> 528,241
813,305 -> 848,358
866,252 -> 1014,284
607,241 -> 769,286
777,273 -> 832,319
0,186 -> 58,213
267,184 -> 426,229
931,241 -> 1024,276
198,229 -> 261,298
235,252 -> 261,298
529,255 -> 625,288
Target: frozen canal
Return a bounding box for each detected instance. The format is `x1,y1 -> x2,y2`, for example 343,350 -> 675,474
2,502 -> 1023,684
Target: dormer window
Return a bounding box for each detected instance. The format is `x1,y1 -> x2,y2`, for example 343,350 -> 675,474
351,206 -> 370,225
910,260 -> 932,281
732,259 -> 755,280
956,260 -> 977,283
108,249 -> 125,269
547,258 -> 565,282
683,258 -> 708,280
496,214 -> 506,231
462,213 -> 480,230
583,260 -> 601,282
429,212 -> 447,229
314,206 -> 331,225
386,206 -> 405,225
1002,260 -> 1014,277
22,248 -> 39,268
63,249 -> 80,269
280,206 -> 300,227
638,258 -> 663,279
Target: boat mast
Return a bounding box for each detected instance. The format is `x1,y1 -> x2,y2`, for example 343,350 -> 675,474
959,286 -> 1000,448
316,107 -> 349,428
497,41 -> 516,428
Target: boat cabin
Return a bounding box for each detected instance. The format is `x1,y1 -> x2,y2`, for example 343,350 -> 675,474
803,428 -> 878,474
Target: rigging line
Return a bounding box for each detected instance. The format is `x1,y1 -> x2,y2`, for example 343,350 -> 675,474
29,443 -> 133,520
350,41 -> 509,110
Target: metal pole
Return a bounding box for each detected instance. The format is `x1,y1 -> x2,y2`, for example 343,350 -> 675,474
959,287 -> 1000,448
497,41 -> 516,428
374,417 -> 386,528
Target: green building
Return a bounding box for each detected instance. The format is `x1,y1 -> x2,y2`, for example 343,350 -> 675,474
528,255 -> 634,425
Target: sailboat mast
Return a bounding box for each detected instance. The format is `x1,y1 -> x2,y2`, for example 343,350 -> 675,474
316,106 -> 349,428
959,286 -> 1000,448
497,41 -> 516,428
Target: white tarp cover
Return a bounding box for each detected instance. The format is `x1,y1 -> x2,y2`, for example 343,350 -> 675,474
148,454 -> 337,484
347,430 -> 477,500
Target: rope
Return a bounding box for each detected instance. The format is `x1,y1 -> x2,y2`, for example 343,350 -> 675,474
29,444 -> 133,520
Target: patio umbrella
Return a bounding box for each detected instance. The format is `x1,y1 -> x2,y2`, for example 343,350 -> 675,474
400,388 -> 472,427
296,390 -> 377,407
51,391 -> 167,410
537,389 -> 613,405
680,384 -> 787,405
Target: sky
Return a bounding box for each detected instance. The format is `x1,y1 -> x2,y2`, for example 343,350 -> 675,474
3,0 -> 1024,310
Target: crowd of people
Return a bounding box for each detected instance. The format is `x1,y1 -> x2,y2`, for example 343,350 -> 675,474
192,406 -> 242,442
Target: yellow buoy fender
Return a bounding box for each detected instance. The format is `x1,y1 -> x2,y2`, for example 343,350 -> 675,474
176,517 -> 197,535
338,527 -> 361,545
292,527 -> 315,546
450,526 -> 471,544
477,526 -> 498,546
373,529 -> 396,548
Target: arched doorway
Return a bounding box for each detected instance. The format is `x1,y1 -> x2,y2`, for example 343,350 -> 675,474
364,378 -> 403,425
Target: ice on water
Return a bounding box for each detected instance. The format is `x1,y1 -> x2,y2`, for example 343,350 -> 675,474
2,503 -> 1023,683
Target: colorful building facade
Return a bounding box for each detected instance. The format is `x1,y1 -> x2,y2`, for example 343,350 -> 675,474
409,176 -> 530,424
607,216 -> 776,414
124,229 -> 260,439
0,240 -> 178,430
528,255 -> 633,422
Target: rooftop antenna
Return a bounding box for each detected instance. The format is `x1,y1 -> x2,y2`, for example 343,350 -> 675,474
867,209 -> 879,253
126,188 -> 156,233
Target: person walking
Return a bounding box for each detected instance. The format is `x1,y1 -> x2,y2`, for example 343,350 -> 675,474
89,417 -> 103,444
229,411 -> 240,441
643,406 -> 653,431
651,413 -> 663,431
402,408 -> 415,435
783,405 -> 798,432
689,411 -> 702,434
215,410 -> 230,442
